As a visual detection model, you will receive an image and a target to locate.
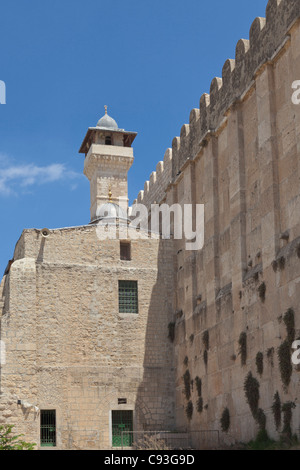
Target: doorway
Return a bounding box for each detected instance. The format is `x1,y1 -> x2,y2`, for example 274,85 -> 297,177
111,410 -> 133,447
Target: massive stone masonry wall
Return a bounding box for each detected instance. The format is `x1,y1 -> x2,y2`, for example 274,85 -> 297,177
0,228 -> 176,449
135,0 -> 300,208
133,0 -> 300,443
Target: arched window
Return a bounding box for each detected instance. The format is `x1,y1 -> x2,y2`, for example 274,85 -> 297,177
105,135 -> 112,145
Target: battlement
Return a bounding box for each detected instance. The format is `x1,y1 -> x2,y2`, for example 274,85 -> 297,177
133,147 -> 172,209
133,0 -> 300,205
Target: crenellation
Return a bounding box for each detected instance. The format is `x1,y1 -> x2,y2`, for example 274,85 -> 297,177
137,189 -> 144,204
249,17 -> 266,50
133,0 -> 300,211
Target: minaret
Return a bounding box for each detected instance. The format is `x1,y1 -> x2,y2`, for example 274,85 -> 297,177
79,107 -> 137,223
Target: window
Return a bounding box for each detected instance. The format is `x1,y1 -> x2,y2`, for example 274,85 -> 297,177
118,281 -> 138,314
120,241 -> 131,261
105,135 -> 112,145
112,410 -> 133,447
40,410 -> 56,447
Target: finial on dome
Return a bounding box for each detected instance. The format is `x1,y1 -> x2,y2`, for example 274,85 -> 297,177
104,105 -> 108,115
108,186 -> 112,202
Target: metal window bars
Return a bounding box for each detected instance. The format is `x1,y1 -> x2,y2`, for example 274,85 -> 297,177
118,281 -> 138,313
40,410 -> 56,447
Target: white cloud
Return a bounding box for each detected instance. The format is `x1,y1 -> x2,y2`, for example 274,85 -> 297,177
0,158 -> 81,196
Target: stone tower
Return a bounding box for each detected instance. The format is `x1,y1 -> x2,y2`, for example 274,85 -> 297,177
79,107 -> 137,223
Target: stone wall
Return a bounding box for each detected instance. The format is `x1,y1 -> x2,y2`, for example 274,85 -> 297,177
133,0 -> 300,443
0,227 -> 175,449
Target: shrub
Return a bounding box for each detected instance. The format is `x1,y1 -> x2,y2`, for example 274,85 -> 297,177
256,408 -> 266,431
0,425 -> 36,450
258,282 -> 266,302
238,332 -> 247,366
185,401 -> 193,420
183,370 -> 191,400
196,397 -> 203,413
220,408 -> 230,433
202,330 -> 209,350
282,402 -> 296,439
283,308 -> 295,345
278,339 -> 293,389
168,322 -> 175,342
255,352 -> 263,376
244,372 -> 260,418
271,391 -> 281,431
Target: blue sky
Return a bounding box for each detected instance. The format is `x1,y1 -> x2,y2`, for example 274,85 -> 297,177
0,0 -> 267,274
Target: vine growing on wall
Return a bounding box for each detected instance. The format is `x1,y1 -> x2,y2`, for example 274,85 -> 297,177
244,372 -> 259,418
278,308 -> 295,390
168,322 -> 175,342
238,332 -> 247,366
278,340 -> 293,390
255,352 -> 263,376
282,402 -> 296,439
256,408 -> 266,431
203,350 -> 208,370
195,376 -> 203,413
271,391 -> 281,431
283,308 -> 295,345
185,400 -> 193,421
183,370 -> 191,400
202,330 -> 209,370
202,330 -> 209,350
267,347 -> 274,367
220,408 -> 230,433
258,282 -> 266,302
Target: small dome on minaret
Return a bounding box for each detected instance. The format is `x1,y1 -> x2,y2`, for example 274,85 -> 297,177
96,105 -> 118,130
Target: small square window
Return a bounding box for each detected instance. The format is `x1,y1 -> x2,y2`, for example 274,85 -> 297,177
119,280 -> 138,314
120,242 -> 131,261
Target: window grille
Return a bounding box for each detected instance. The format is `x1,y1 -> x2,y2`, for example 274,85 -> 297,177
118,281 -> 138,313
112,410 -> 133,447
40,410 -> 56,447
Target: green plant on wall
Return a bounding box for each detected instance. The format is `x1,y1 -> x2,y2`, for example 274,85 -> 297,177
238,332 -> 247,366
0,425 -> 36,450
283,308 -> 295,345
277,308 -> 295,390
258,282 -> 266,302
244,372 -> 267,430
244,372 -> 260,418
267,347 -> 274,367
196,396 -> 203,413
183,370 -> 191,400
271,391 -> 281,431
282,402 -> 296,439
168,322 -> 175,342
220,407 -> 230,433
202,330 -> 209,370
185,401 -> 193,421
203,349 -> 208,369
278,340 -> 293,390
202,330 -> 209,350
195,376 -> 203,413
256,408 -> 266,431
255,352 -> 263,376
